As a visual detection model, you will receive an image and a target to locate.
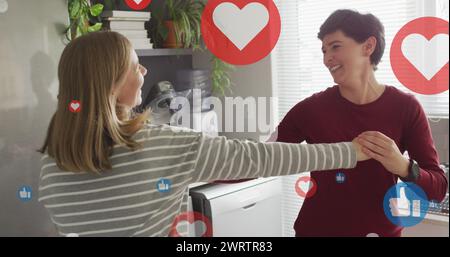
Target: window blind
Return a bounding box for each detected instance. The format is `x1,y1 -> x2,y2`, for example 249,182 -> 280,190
272,0 -> 449,121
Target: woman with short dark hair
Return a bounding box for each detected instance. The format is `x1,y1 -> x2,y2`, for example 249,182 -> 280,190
317,9 -> 385,70
276,9 -> 447,237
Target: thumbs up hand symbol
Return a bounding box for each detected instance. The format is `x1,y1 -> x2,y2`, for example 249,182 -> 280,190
19,188 -> 30,199
389,187 -> 411,217
18,186 -> 32,201
157,179 -> 171,192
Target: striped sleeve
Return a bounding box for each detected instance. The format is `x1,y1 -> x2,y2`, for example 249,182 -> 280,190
192,134 -> 356,183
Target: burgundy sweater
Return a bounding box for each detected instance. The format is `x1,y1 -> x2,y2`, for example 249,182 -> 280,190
276,85 -> 448,237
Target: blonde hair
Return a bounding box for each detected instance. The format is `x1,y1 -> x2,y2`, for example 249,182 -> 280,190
40,31 -> 149,173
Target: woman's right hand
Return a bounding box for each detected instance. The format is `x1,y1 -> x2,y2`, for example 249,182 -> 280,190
352,138 -> 370,161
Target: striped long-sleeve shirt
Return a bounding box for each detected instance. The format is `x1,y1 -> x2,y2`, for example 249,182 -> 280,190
38,124 -> 357,236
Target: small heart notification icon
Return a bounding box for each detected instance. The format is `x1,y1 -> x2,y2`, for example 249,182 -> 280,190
69,100 -> 81,113
295,176 -> 317,198
170,211 -> 212,237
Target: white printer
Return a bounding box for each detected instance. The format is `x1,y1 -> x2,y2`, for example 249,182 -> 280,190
188,177 -> 282,237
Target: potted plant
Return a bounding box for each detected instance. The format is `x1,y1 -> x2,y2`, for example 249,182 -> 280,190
211,56 -> 234,96
151,0 -> 204,49
152,0 -> 233,95
66,0 -> 104,41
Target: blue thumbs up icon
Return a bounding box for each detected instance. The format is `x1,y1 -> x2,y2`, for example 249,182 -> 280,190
157,178 -> 171,193
336,172 -> 346,184
18,185 -> 32,202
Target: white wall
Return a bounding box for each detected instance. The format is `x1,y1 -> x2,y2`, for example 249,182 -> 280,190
193,51 -> 275,142
0,0 -> 67,236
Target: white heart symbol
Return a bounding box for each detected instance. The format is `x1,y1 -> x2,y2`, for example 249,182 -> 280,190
298,180 -> 312,193
213,2 -> 269,51
401,34 -> 449,80
70,103 -> 80,111
176,220 -> 207,237
133,0 -> 143,4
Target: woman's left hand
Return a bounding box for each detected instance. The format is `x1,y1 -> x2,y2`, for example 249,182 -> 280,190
357,131 -> 410,178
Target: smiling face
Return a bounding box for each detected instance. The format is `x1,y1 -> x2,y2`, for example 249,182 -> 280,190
321,30 -> 375,87
115,50 -> 147,108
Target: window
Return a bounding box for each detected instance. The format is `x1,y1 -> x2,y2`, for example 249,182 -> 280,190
271,0 -> 449,121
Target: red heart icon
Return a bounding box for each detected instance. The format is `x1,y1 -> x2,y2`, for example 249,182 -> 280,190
295,176 -> 317,198
390,17 -> 448,95
170,211 -> 212,237
201,0 -> 281,65
124,0 -> 152,11
68,100 -> 81,113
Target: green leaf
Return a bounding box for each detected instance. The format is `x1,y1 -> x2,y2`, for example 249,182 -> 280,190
76,24 -> 82,38
90,4 -> 104,17
159,25 -> 168,40
88,23 -> 102,32
210,56 -> 234,96
78,15 -> 88,35
69,0 -> 81,19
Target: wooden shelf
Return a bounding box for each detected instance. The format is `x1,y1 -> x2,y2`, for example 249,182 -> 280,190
136,48 -> 193,57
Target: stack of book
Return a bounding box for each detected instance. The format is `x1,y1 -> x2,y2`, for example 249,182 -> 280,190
102,10 -> 153,50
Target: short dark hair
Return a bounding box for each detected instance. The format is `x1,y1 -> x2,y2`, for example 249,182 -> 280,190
318,9 -> 385,68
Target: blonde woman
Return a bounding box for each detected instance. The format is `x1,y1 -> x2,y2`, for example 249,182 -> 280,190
39,31 -> 368,237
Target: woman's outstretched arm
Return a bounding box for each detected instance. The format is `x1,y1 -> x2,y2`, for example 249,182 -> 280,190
191,134 -> 365,183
